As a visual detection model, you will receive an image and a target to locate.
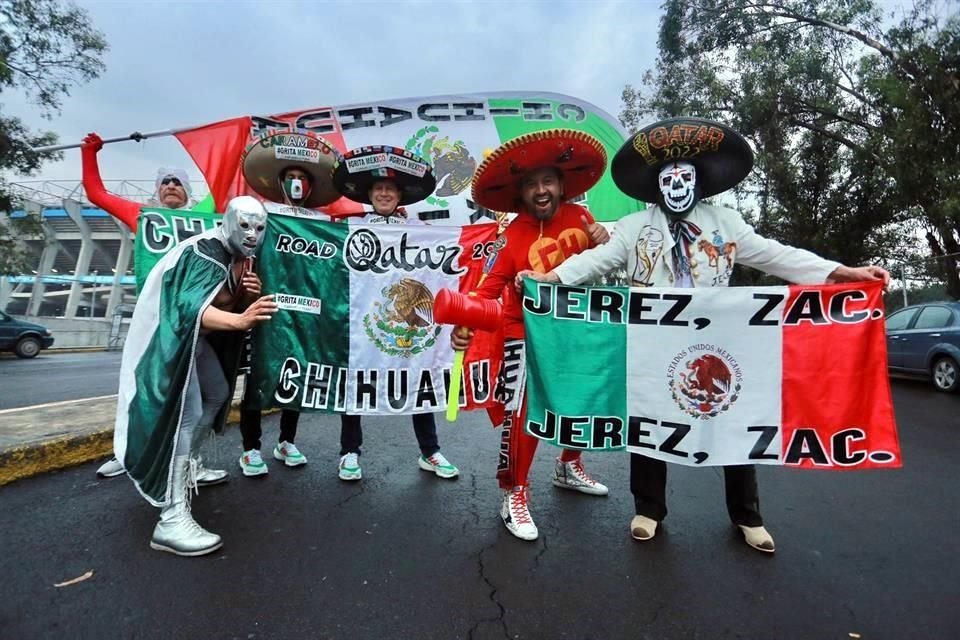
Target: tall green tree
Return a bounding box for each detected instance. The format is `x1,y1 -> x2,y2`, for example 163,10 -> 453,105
0,0 -> 108,274
622,0 -> 959,296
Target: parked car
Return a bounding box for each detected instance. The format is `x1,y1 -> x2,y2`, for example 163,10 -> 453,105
0,310 -> 55,358
886,301 -> 960,392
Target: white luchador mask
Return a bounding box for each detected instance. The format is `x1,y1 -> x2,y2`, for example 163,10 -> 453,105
222,195 -> 268,257
658,161 -> 698,215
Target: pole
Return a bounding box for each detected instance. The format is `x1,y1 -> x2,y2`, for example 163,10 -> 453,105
90,270 -> 98,318
901,265 -> 908,308
32,127 -> 185,154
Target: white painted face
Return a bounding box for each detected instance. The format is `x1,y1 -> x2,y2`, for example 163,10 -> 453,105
658,161 -> 697,215
222,196 -> 268,257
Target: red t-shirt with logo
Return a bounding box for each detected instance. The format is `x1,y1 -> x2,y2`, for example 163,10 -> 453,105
475,202 -> 595,340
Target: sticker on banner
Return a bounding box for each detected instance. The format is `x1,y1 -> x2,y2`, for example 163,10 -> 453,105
274,146 -> 321,164
275,294 -> 323,315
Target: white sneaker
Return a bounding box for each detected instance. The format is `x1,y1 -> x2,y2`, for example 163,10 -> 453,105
338,452 -> 362,481
273,441 -> 307,467
552,457 -> 609,496
418,452 -> 459,479
500,486 -> 538,541
630,515 -> 659,541
96,457 -> 125,478
238,449 -> 268,477
739,525 -> 776,553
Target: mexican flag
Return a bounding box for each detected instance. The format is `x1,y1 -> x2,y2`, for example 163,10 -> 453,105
248,213 -> 502,415
522,280 -> 901,470
116,230 -> 241,506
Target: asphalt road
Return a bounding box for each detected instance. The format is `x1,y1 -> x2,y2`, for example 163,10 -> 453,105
1,378 -> 958,639
0,351 -> 122,409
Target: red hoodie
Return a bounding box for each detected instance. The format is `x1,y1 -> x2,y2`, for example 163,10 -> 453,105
474,202 -> 596,340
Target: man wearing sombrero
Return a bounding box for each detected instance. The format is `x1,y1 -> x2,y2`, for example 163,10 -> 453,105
236,130 -> 343,476
450,129 -> 613,541
330,145 -> 460,482
519,117 -> 890,552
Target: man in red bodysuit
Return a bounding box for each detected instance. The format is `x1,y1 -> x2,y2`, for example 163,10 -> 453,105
81,132 -> 195,233
81,132 -> 230,485
451,129 -> 612,541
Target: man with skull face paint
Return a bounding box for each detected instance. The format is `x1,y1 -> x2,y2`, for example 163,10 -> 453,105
114,196 -> 277,556
236,130 -> 344,476
520,118 -> 889,553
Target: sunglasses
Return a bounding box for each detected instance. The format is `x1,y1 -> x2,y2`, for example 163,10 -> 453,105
160,177 -> 183,187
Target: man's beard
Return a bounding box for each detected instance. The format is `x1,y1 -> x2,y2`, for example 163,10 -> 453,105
528,197 -> 560,221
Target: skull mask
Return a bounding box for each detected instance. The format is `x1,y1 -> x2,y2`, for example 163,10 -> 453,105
222,195 -> 268,257
658,161 -> 698,216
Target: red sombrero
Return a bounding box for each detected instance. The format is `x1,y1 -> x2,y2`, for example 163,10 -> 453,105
471,129 -> 607,213
241,130 -> 342,208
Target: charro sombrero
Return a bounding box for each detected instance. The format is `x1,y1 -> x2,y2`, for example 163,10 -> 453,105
241,130 -> 342,208
471,129 -> 607,213
611,117 -> 753,203
332,146 -> 437,206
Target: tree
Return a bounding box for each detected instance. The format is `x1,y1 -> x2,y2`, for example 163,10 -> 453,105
622,0 -> 959,296
0,0 -> 108,274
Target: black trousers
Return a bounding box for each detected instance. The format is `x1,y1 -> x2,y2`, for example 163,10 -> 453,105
630,453 -> 764,527
240,408 -> 300,452
339,412 -> 440,458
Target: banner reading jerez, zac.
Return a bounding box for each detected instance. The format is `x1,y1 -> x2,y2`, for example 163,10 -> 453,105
522,280 -> 900,469
249,213 -> 502,414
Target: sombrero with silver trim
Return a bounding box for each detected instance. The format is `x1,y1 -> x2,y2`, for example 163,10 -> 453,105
471,129 -> 607,213
612,117 -> 753,203
242,130 -> 342,208
332,145 -> 437,206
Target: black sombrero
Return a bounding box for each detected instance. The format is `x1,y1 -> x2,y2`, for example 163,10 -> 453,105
611,117 -> 753,203
332,146 -> 436,206
241,130 -> 342,208
471,129 -> 607,213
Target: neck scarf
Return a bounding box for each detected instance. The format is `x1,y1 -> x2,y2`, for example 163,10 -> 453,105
668,218 -> 702,280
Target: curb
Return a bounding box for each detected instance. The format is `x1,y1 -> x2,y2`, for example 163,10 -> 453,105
0,428 -> 114,486
0,347 -> 109,359
0,405 -> 260,487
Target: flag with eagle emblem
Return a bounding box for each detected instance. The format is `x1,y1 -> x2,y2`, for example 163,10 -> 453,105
520,279 -> 901,470
247,211 -> 503,415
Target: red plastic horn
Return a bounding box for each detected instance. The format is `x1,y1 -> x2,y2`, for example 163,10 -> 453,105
434,289 -> 502,332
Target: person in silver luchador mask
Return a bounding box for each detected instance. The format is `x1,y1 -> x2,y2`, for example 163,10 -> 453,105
114,196 -> 277,556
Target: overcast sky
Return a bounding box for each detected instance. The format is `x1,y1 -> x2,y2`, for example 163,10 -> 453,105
6,0 -> 915,193
5,0 -> 666,190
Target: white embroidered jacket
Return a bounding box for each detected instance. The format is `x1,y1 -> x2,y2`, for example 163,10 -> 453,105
553,202 -> 841,288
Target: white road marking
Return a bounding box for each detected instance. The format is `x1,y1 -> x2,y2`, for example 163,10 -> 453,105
0,394 -> 118,415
